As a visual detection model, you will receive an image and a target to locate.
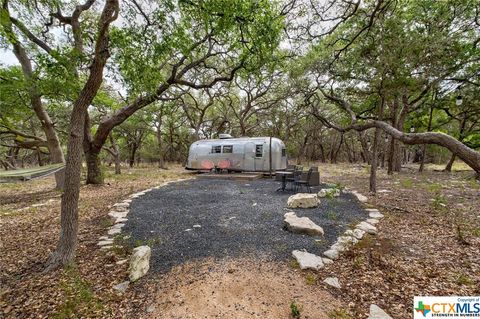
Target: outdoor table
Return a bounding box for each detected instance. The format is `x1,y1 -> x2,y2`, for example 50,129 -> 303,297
276,171 -> 293,191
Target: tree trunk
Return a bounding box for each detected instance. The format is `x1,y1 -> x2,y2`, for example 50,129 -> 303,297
348,120 -> 480,178
46,0 -> 119,270
370,127 -> 381,192
114,152 -> 121,174
419,103 -> 434,172
110,135 -> 121,175
444,154 -> 456,172
83,114 -> 105,185
85,150 -> 103,184
444,117 -> 466,172
156,114 -> 166,169
332,133 -> 344,163
370,99 -> 384,193
358,131 -> 370,164
129,143 -> 138,168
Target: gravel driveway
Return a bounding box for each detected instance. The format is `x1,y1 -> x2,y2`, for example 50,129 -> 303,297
123,178 -> 367,273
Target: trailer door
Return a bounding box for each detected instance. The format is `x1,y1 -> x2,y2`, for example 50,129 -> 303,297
243,142 -> 255,171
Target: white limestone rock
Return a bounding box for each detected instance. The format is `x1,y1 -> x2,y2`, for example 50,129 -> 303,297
113,281 -> 130,293
368,304 -> 393,319
292,250 -> 324,270
323,277 -> 341,289
113,202 -> 129,209
367,218 -> 379,225
112,205 -> 128,212
330,242 -> 347,253
287,193 -> 320,209
108,228 -> 122,236
356,221 -> 377,235
336,235 -> 358,248
97,240 -> 113,246
369,211 -> 384,219
115,217 -> 128,224
322,257 -> 334,265
129,246 -> 151,282
284,212 -> 324,236
352,229 -> 366,240
352,191 -> 368,203
116,259 -> 128,265
111,223 -> 125,230
108,211 -> 128,219
317,188 -> 340,198
323,249 -> 340,260
344,229 -> 355,237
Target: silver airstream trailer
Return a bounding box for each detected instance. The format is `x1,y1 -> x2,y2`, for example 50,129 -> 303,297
186,135 -> 287,172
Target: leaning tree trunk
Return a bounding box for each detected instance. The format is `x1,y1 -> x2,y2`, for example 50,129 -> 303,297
351,121 -> 480,179
47,0 -> 119,270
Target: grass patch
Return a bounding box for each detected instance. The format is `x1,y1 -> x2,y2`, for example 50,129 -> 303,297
99,217 -> 113,228
455,273 -> 474,286
400,178 -> 414,188
472,227 -> 480,237
431,194 -> 447,212
328,308 -> 353,319
426,183 -> 442,193
53,266 -> 105,319
346,235 -> 375,255
305,273 -> 316,285
326,211 -> 338,220
290,300 -> 302,319
289,259 -> 300,269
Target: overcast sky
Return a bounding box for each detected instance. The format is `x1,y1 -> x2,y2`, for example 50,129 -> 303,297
0,49 -> 18,66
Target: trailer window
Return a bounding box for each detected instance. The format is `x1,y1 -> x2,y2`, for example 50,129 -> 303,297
223,145 -> 233,153
255,145 -> 263,157
282,148 -> 286,157
211,145 -> 221,154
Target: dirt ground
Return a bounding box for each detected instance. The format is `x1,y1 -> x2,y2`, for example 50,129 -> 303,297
148,258 -> 339,319
0,162 -> 479,319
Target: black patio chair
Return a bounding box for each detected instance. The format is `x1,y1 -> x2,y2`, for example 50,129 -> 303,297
294,167 -> 314,193
287,167 -> 302,191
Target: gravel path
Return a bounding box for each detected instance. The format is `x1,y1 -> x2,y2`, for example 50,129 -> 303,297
123,178 -> 367,273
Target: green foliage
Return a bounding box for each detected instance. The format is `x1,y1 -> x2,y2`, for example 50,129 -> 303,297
328,308 -> 353,319
305,273 -> 316,285
290,300 -> 301,319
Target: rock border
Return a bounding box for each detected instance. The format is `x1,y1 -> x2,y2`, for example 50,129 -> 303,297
98,178 -> 192,293
99,178 -> 192,250
290,188 -> 393,318
290,189 -> 382,266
